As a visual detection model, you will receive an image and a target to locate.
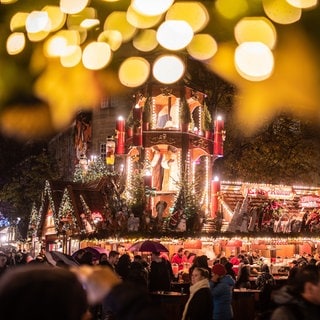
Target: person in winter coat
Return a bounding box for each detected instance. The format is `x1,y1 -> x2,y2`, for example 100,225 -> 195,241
256,264 -> 275,311
181,267 -> 213,320
271,264 -> 320,320
210,263 -> 235,320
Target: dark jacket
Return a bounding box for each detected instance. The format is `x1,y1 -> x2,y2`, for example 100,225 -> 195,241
184,287 -> 213,320
102,282 -> 165,320
149,258 -> 172,292
271,285 -> 320,320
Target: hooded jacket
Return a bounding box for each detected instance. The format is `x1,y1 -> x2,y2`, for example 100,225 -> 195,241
210,274 -> 235,320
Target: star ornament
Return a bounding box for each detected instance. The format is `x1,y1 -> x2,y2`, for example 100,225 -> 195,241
208,25 -> 320,136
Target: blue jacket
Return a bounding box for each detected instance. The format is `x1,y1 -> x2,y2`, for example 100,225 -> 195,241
210,274 -> 235,320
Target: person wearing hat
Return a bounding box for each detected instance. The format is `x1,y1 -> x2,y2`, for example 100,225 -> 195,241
210,263 -> 235,320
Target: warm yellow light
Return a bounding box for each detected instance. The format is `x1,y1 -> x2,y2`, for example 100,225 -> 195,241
157,20 -> 193,51
187,34 -> 218,60
104,11 -> 137,43
215,0 -> 249,20
97,30 -> 122,51
6,32 -> 25,55
82,42 -> 112,70
263,0 -> 302,24
44,36 -> 68,57
26,11 -> 50,33
234,17 -> 277,49
59,0 -> 90,14
80,19 -> 100,29
152,55 -> 185,84
44,30 -> 80,57
60,45 -> 82,67
42,6 -> 66,32
127,5 -> 163,29
10,12 -> 28,31
286,0 -> 318,8
131,0 -> 174,16
27,30 -> 50,42
67,7 -> 97,29
133,29 -> 158,52
166,1 -> 209,33
118,57 -> 150,87
234,42 -> 274,81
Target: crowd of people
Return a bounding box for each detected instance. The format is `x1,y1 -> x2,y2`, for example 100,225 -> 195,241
0,245 -> 320,320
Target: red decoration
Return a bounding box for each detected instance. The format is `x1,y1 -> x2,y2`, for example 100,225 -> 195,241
116,116 -> 125,132
214,116 -> 224,157
116,116 -> 125,154
116,131 -> 125,154
211,178 -> 220,218
144,174 -> 152,188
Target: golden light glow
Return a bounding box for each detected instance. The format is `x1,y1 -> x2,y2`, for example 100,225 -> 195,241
26,11 -> 50,33
127,5 -> 163,29
59,0 -> 89,15
6,32 -> 25,55
234,17 -> 277,49
286,0 -> 318,8
10,12 -> 28,31
234,42 -> 274,81
97,30 -> 122,51
152,55 -> 185,84
118,57 -> 150,87
67,7 -> 97,29
27,30 -> 50,42
44,35 -> 68,57
215,0 -> 249,20
80,19 -> 100,29
263,0 -> 302,24
42,6 -> 66,32
60,45 -> 82,67
82,42 -> 112,70
104,11 -> 137,43
133,29 -> 158,52
157,20 -> 193,50
187,34 -> 218,60
166,1 -> 209,33
44,30 -> 80,57
131,0 -> 174,16
0,0 -> 319,140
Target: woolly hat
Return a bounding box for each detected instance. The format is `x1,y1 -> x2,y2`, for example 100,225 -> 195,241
212,263 -> 226,276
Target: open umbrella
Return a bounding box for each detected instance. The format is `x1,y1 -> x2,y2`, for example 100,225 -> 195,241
128,240 -> 169,253
72,246 -> 108,261
45,251 -> 79,267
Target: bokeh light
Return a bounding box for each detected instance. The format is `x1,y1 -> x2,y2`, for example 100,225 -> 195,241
152,55 -> 185,84
234,42 -> 274,81
82,42 -> 112,70
118,57 -> 150,87
157,20 -> 193,50
187,34 -> 218,60
131,0 -> 174,16
234,17 -> 277,49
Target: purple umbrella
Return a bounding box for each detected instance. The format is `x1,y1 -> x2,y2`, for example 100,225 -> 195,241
128,240 -> 169,253
72,246 -> 108,261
